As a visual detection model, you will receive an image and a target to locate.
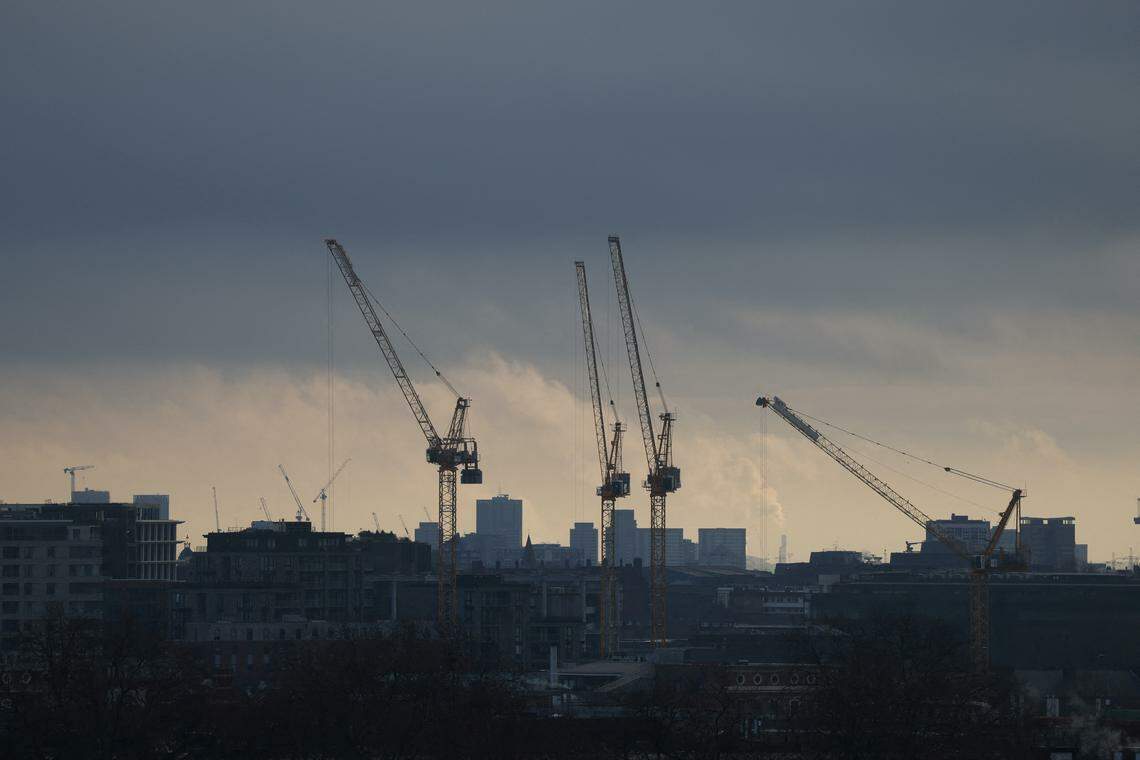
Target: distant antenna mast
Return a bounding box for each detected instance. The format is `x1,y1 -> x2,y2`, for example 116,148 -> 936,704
1134,497 -> 1139,526
212,486 -> 221,532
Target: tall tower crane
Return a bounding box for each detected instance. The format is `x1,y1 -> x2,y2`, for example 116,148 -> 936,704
259,497 -> 273,522
278,464 -> 312,523
312,457 -> 351,532
576,261 -> 631,657
63,465 -> 94,499
212,486 -> 221,532
326,239 -> 481,634
756,395 -> 1023,671
609,236 -> 680,648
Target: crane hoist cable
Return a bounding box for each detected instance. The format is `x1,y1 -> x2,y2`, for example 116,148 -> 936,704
837,437 -> 1003,516
782,402 -> 1017,493
359,280 -> 461,400
626,274 -> 669,414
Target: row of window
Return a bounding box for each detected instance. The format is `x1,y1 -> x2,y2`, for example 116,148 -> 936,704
1,545 -> 99,560
0,527 -> 97,542
0,582 -> 100,597
1,564 -> 98,578
734,671 -> 817,687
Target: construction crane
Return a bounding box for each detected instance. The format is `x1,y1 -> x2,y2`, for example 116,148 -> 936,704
326,239 -> 481,634
63,465 -> 93,499
312,457 -> 351,532
576,261 -> 630,657
278,464 -> 312,522
373,512 -> 383,533
756,395 -> 1023,671
397,514 -> 411,537
212,486 -> 221,532
609,236 -> 680,648
259,497 -> 273,522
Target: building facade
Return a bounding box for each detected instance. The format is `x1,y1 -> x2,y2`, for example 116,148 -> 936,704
0,500 -> 182,651
699,528 -> 747,569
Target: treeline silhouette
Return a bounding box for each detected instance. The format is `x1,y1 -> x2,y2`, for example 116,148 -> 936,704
0,613 -> 1049,759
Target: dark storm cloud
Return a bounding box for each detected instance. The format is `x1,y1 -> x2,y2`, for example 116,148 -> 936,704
0,1 -> 1137,365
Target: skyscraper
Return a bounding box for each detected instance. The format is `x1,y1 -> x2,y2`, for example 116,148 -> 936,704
613,509 -> 638,567
475,494 -> 523,566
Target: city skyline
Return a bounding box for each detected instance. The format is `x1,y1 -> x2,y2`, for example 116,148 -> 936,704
2,3 -> 1137,563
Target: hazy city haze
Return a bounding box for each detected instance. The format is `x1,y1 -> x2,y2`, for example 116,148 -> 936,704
1,2 -> 1137,560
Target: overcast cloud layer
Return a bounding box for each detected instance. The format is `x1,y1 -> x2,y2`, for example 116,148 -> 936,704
1,2 -> 1137,559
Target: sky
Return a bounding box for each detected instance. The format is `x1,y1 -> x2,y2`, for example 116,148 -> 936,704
1,2 -> 1137,561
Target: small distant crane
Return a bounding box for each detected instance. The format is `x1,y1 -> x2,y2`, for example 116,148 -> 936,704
372,512 -> 382,533
312,458 -> 351,532
63,465 -> 94,499
397,514 -> 411,538
278,464 -> 311,522
212,486 -> 221,532
259,497 -> 273,521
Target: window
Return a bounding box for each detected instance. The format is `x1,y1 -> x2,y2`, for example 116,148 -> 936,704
45,583 -> 55,596
753,674 -> 763,685
1,566 -> 17,579
1,548 -> 17,559
46,546 -> 55,558
1,584 -> 17,596
736,674 -> 745,685
1,602 -> 16,614
71,529 -> 81,540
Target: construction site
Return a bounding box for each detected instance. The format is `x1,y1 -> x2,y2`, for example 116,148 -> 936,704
3,2 -> 1138,756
